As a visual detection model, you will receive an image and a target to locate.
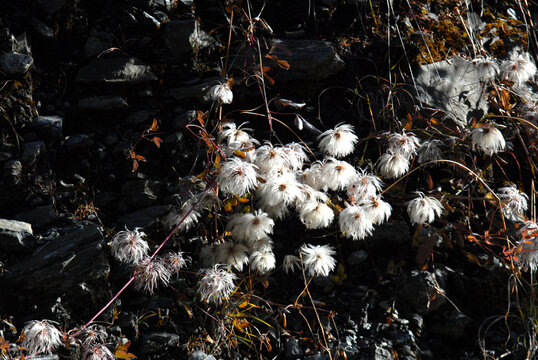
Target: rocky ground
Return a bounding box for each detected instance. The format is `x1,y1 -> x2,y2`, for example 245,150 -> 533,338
0,0 -> 537,359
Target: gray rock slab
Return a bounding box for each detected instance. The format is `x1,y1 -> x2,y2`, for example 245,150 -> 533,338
78,96 -> 128,111
76,57 -> 157,84
0,219 -> 35,253
2,222 -> 111,311
0,52 -> 33,75
415,56 -> 491,127
32,116 -> 63,141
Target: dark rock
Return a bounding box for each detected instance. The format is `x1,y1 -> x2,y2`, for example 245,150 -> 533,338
21,141 -> 46,166
33,19 -> 55,39
0,52 -> 33,75
14,205 -> 60,232
34,0 -> 66,16
78,96 -> 129,111
367,221 -> 410,248
139,332 -> 180,354
284,338 -> 303,359
115,204 -> 171,228
347,250 -> 368,266
64,134 -> 93,151
167,79 -> 222,104
76,57 -> 157,84
126,110 -> 159,125
408,313 -> 424,331
84,30 -> 115,58
0,219 -> 35,253
189,350 -> 216,360
120,180 -> 163,209
398,271 -> 446,315
32,116 -> 63,142
415,56 -> 491,127
429,312 -> 473,339
266,39 -> 344,85
163,20 -> 215,58
3,160 -> 22,185
171,110 -> 197,128
163,131 -> 184,144
1,222 -> 111,318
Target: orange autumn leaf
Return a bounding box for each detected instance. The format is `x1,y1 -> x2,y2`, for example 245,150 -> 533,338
152,136 -> 163,148
150,118 -> 159,132
115,341 -> 137,360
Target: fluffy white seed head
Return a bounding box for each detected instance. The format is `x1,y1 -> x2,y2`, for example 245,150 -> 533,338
163,251 -> 189,274
283,255 -> 300,274
406,193 -> 444,224
226,210 -> 275,242
301,162 -> 325,190
134,258 -> 171,295
22,320 -> 63,356
386,132 -> 421,158
110,228 -> 149,265
163,204 -> 200,233
359,195 -> 392,225
83,343 -> 115,360
339,205 -> 375,240
198,265 -> 238,304
255,143 -> 290,175
317,123 -> 358,157
473,56 -> 500,81
246,236 -> 274,252
300,244 -> 337,277
219,122 -> 254,146
500,51 -> 537,85
321,158 -> 358,191
347,169 -> 383,202
257,174 -> 304,209
283,142 -> 309,170
299,201 -> 335,229
471,124 -> 505,156
497,184 -> 528,221
376,151 -> 410,179
205,82 -> 233,104
250,250 -> 276,274
216,242 -> 249,271
219,157 -> 259,195
418,139 -> 443,164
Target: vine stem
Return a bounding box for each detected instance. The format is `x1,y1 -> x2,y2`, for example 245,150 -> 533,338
75,183 -> 217,336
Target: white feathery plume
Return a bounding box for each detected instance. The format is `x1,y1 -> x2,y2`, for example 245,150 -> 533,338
376,151 -> 410,179
321,158 -> 358,191
300,244 -> 337,277
406,193 -> 444,224
250,250 -> 276,274
339,205 -> 375,240
471,124 -> 505,156
317,123 -> 358,157
218,157 -> 259,195
359,195 -> 392,225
